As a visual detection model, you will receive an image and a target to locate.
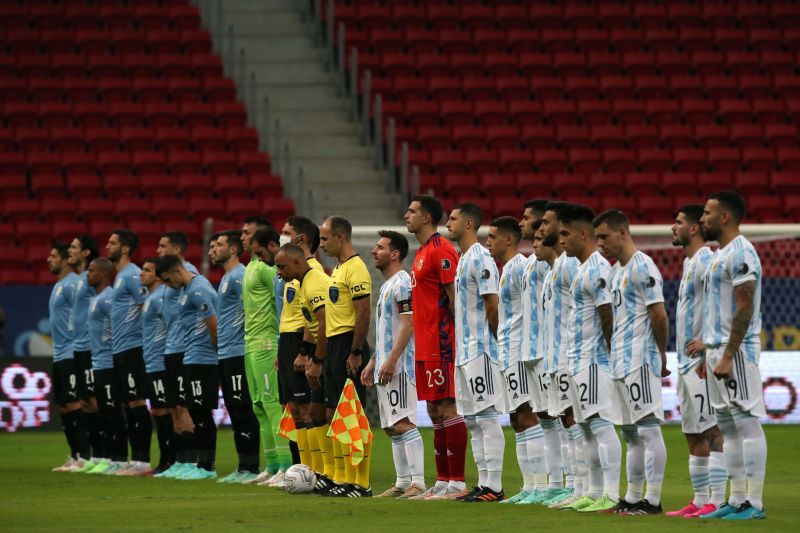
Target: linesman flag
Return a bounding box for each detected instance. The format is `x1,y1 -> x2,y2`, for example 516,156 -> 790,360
276,404 -> 297,441
327,378 -> 373,465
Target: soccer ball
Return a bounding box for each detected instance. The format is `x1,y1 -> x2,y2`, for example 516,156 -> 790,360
284,464 -> 316,494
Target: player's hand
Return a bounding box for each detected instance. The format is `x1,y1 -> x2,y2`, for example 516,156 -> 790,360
686,339 -> 706,358
660,354 -> 671,377
294,354 -> 309,373
713,354 -> 734,380
306,359 -> 322,389
361,360 -> 375,388
346,354 -> 363,378
378,360 -> 396,386
696,360 -> 707,379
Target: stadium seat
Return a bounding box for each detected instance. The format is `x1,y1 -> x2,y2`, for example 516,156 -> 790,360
516,173 -> 552,198
734,172 -> 769,197
638,195 -> 675,223
747,195 -> 784,222
66,173 -> 103,200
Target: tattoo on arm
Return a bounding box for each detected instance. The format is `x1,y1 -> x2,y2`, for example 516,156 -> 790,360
728,281 -> 755,356
703,426 -> 724,453
598,303 -> 613,350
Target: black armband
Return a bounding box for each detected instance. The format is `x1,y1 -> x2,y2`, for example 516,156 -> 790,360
299,341 -> 315,356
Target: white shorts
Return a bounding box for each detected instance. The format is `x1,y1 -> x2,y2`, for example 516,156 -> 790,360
503,361 -> 531,413
678,367 -> 717,434
706,347 -> 766,417
547,370 -> 573,417
569,364 -> 616,424
455,354 -> 504,416
524,359 -> 549,413
377,372 -> 418,429
620,365 -> 665,424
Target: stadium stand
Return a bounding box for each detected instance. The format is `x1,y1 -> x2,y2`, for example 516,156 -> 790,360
0,0 -> 292,284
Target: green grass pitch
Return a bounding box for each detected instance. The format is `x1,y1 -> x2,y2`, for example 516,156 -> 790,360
0,425 -> 792,531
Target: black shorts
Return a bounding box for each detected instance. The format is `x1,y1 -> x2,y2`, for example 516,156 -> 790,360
278,331 -> 311,405
52,359 -> 79,406
185,363 -> 220,410
146,370 -> 169,409
324,332 -> 370,409
164,352 -> 186,407
113,347 -> 147,403
94,368 -> 120,412
73,350 -> 95,399
218,356 -> 252,408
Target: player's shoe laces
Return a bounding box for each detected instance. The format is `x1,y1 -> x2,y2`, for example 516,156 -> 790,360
620,499 -> 663,516
398,484 -> 426,499
376,485 -> 408,498
722,501 -> 766,520
343,484 -> 373,498
543,488 -> 574,507
666,502 -> 702,517
578,494 -> 618,512
561,495 -> 595,511
87,459 -> 112,474
407,485 -> 444,500
460,487 -> 504,502
516,489 -> 550,505
313,474 -> 336,494
550,494 -> 580,509
687,503 -> 719,518
52,456 -> 78,472
245,470 -> 274,485
500,490 -> 531,504
699,502 -> 738,519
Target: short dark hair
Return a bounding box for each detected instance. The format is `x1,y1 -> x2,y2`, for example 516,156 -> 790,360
532,219 -> 544,231
677,204 -> 705,226
524,198 -> 550,215
155,254 -> 182,277
243,215 -> 271,228
142,256 -> 160,267
252,227 -> 280,248
490,216 -> 522,242
592,209 -> 630,230
209,231 -> 222,242
75,234 -> 99,263
160,231 -> 189,254
286,216 -> 320,253
378,230 -> 409,260
412,194 -> 444,225
51,240 -> 69,260
709,189 -> 747,222
453,202 -> 483,228
544,201 -> 573,220
326,216 -> 352,241
278,243 -> 305,258
218,230 -> 243,256
559,204 -> 596,226
112,228 -> 138,255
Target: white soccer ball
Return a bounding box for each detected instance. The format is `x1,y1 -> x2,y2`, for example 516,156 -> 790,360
284,464 -> 317,494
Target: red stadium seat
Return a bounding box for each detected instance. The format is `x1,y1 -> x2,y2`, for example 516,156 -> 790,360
747,195 -> 784,222
517,173 -> 552,198
66,173 -> 103,199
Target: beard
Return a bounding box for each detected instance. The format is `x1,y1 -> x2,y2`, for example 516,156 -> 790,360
108,250 -> 121,263
671,234 -> 689,247
542,230 -> 559,247
703,224 -> 720,242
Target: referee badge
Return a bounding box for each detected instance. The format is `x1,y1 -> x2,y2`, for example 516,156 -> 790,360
329,285 -> 339,303
286,286 -> 296,303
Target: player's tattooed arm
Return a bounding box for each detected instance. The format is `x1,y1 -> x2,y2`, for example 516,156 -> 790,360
702,425 -> 724,453
483,293 -> 499,336
724,280 -> 755,360
597,303 -> 613,350
647,302 -> 670,376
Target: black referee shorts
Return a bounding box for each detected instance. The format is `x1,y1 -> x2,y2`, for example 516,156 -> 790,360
323,332 -> 370,409
278,331 -> 311,405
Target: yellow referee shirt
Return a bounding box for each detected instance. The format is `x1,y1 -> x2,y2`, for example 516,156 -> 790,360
326,255 -> 371,337
279,257 -> 324,334
298,266 -> 329,342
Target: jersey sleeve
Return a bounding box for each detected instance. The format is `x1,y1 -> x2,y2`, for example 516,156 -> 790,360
592,263 -> 612,307
193,287 -> 217,319
348,262 -> 372,301
476,253 -> 500,296
128,274 -> 146,305
434,243 -> 458,284
307,273 -> 328,312
636,260 -> 665,306
394,275 -> 413,315
729,246 -> 760,287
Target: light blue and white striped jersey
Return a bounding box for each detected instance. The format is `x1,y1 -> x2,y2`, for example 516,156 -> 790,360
542,252 -> 579,374
520,254 -> 549,363
567,251 -> 613,376
49,272 -> 79,362
110,263 -> 145,354
374,270 -> 415,380
677,246 -> 714,374
454,243 -> 499,366
179,275 -> 218,365
88,286 -> 113,370
609,251 -> 665,378
163,261 -> 198,355
498,253 -> 526,370
217,264 -> 246,359
142,284 -> 167,373
702,235 -> 762,363
71,271 -> 94,352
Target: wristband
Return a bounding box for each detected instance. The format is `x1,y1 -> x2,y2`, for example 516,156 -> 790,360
299,341 -> 315,356
310,355 -> 325,365
350,348 -> 363,357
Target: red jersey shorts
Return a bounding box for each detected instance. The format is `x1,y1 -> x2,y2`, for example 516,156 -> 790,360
415,359 -> 456,401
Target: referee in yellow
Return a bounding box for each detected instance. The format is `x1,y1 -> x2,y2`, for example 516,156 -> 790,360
317,215 -> 373,497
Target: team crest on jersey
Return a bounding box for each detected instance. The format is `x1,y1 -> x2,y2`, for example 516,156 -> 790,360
90,300 -> 97,312
180,294 -> 188,305
286,286 -> 296,303
221,281 -> 229,293
114,278 -> 122,288
329,285 -> 339,303
441,258 -> 451,270
55,286 -> 63,296
143,301 -> 150,312
417,258 -> 424,270
739,262 -> 749,274
598,278 -> 606,288
647,276 -> 656,287
302,307 -> 311,321
482,269 -> 491,279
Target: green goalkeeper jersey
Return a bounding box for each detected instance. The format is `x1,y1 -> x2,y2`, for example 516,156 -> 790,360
242,256 -> 278,352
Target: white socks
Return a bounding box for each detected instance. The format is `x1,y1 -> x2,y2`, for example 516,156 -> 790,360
580,424 -> 603,500
390,434 -> 411,489
591,417 -> 622,501
464,415 -> 487,487
402,428 -> 426,489
709,451 -> 727,506
526,424 -> 548,491
621,424 -> 644,503
637,418 -> 667,506
566,425 -> 584,496
539,418 -> 564,489
689,455 -> 710,506
478,410 -> 505,492
716,409 -> 746,507
734,410 -> 768,511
